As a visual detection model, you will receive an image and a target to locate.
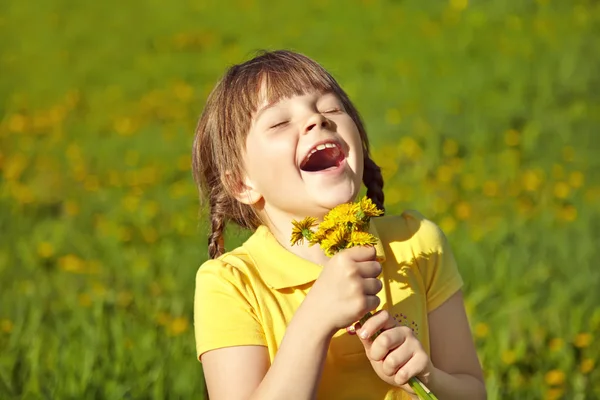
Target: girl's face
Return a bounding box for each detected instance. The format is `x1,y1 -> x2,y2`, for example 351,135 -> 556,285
241,89 -> 364,224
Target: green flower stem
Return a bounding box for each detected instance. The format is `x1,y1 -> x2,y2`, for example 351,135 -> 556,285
408,377 -> 438,400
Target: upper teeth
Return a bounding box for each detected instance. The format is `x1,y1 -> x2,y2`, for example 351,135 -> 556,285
306,142 -> 337,160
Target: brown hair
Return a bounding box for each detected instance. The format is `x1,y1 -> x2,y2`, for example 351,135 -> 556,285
192,50 -> 384,259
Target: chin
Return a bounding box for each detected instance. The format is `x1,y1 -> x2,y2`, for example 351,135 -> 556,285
315,186 -> 358,210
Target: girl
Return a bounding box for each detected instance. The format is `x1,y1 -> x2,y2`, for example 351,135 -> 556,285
192,50 -> 486,400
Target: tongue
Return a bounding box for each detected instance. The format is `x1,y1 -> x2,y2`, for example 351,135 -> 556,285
301,147 -> 342,172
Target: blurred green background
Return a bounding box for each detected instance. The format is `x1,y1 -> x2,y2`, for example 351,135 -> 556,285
1,0 -> 599,398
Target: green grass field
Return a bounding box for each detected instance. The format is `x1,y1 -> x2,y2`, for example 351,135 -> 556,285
1,0 -> 599,398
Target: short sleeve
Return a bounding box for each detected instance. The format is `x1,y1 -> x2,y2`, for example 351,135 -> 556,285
194,259 -> 266,361
404,210 -> 464,312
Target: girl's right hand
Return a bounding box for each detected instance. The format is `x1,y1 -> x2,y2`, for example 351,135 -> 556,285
305,246 -> 383,335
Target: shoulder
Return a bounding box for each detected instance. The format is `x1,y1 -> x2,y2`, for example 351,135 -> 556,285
195,247 -> 261,294
374,210 -> 448,251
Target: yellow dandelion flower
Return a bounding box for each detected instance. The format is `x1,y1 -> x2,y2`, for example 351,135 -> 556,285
168,317 -> 189,336
544,369 -> 565,386
324,202 -> 359,227
326,202 -> 355,219
358,196 -> 384,218
501,350 -> 516,365
310,218 -> 338,245
319,238 -> 338,257
545,388 -> 564,400
290,217 -> 317,246
548,338 -> 564,352
580,358 -> 594,374
1,319 -> 13,333
349,231 -> 378,247
325,225 -> 349,250
574,332 -> 592,348
474,322 -> 489,339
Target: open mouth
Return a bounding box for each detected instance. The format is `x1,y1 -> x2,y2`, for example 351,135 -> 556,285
300,142 -> 345,172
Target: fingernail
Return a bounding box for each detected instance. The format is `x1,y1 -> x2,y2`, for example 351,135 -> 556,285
346,325 -> 356,335
359,330 -> 368,339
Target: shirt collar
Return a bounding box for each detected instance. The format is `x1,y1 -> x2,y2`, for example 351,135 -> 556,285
242,222 -> 387,290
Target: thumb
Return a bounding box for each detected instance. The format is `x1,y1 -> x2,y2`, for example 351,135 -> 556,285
348,322 -> 377,349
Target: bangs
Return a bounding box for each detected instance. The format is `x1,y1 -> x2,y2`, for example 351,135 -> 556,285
230,51 -> 341,120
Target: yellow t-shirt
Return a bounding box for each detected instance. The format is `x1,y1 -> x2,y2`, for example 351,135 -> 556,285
194,210 -> 463,400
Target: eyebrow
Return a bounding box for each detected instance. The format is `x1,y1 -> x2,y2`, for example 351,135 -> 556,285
254,102 -> 278,121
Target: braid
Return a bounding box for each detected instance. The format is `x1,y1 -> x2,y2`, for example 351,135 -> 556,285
363,155 -> 385,214
208,190 -> 227,259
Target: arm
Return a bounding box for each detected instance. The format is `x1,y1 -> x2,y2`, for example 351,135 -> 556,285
426,290 -> 487,399
200,246 -> 383,400
201,296 -> 333,400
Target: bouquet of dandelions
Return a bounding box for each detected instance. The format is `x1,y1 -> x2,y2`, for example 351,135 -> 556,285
290,196 -> 438,400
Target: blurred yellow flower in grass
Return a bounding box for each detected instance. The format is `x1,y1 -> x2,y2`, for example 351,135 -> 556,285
63,200 -> 80,216
568,171 -> 584,188
59,254 -> 86,273
454,201 -> 471,220
548,338 -> 564,352
78,293 -> 92,307
398,136 -> 422,161
483,180 -> 499,197
522,169 -> 543,192
37,242 -> 55,259
442,139 -> 459,157
7,113 -> 27,133
114,117 -> 138,136
1,319 -> 13,333
545,388 -> 564,400
544,369 -> 565,386
553,182 -> 570,199
473,322 -> 489,339
168,317 -> 189,336
449,0 -> 468,12
3,153 -> 28,181
439,216 -> 456,234
504,129 -> 520,147
501,350 -> 517,365
580,358 -> 594,374
573,332 -> 592,348
556,205 -> 577,222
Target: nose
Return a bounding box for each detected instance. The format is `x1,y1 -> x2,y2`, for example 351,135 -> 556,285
304,113 -> 329,134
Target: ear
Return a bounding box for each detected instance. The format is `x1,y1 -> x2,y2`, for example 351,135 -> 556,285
227,173 -> 262,205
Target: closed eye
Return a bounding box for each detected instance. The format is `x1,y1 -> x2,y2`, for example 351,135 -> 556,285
270,121 -> 288,129
322,108 -> 342,114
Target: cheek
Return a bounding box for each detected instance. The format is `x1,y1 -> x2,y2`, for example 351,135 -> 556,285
244,136 -> 297,183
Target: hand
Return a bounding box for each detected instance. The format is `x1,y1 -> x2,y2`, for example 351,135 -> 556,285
304,246 -> 382,336
356,310 -> 433,395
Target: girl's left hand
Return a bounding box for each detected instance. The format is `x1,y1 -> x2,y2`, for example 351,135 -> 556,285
355,310 -> 433,395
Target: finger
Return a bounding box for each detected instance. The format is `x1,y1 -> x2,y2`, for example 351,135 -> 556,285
345,245 -> 377,262
357,310 -> 396,340
362,277 -> 382,296
369,329 -> 412,363
393,351 -> 429,386
364,295 -> 381,316
382,342 -> 413,376
357,260 -> 382,279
